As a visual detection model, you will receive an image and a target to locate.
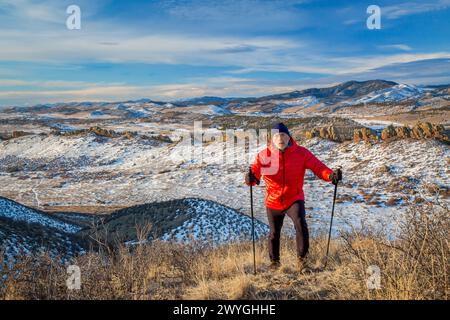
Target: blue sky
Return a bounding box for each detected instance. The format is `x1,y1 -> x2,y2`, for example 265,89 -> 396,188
0,0 -> 450,106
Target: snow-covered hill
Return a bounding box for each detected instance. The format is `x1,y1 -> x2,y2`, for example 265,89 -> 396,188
272,96 -> 320,113
170,104 -> 232,115
84,197 -> 268,247
0,195 -> 269,261
159,198 -> 269,246
0,197 -> 81,234
4,80 -> 448,118
352,84 -> 426,104
0,197 -> 85,262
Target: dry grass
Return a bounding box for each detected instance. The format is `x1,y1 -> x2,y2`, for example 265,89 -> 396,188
42,205 -> 126,215
339,199 -> 449,300
0,200 -> 448,300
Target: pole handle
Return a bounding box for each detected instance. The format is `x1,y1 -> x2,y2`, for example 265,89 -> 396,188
337,167 -> 342,182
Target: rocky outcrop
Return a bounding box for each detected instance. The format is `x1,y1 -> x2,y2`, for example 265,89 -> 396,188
301,122 -> 448,144
306,126 -> 332,141
395,126 -> 411,138
61,127 -> 122,138
305,125 -> 354,142
381,125 -> 396,140
411,122 -> 448,141
380,122 -> 449,143
353,128 -> 379,142
0,131 -> 32,140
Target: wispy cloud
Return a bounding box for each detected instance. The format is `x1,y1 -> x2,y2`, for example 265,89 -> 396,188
328,53 -> 450,75
0,78 -> 296,105
0,79 -> 124,88
161,0 -> 311,33
0,0 -> 105,24
0,0 -> 62,24
0,79 -> 29,86
378,44 -> 413,51
341,1 -> 450,26
0,32 -> 301,65
383,0 -> 450,19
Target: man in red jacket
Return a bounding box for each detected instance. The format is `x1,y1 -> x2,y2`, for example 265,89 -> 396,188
245,122 -> 341,271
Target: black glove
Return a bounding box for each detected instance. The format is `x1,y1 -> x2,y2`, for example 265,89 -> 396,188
329,168 -> 342,185
245,168 -> 260,186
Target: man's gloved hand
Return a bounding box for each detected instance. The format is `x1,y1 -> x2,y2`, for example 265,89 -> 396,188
245,168 -> 260,186
329,168 -> 342,185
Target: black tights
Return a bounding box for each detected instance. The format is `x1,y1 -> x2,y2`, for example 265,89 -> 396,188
266,200 -> 309,261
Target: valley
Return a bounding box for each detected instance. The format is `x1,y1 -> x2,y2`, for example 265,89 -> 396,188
0,79 -> 449,261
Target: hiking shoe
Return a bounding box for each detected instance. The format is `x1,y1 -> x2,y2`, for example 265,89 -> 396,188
269,260 -> 281,270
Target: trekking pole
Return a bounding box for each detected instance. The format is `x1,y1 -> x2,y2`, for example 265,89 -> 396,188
249,167 -> 257,275
324,168 -> 342,269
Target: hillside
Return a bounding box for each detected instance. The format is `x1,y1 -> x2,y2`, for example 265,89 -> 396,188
1,198 -> 448,300
83,198 -> 269,246
0,197 -> 86,262
0,196 -> 269,261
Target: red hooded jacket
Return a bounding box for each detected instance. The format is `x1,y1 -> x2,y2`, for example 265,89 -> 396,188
246,137 -> 333,210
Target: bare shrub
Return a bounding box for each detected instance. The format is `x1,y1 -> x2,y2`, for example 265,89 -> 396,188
340,199 -> 449,299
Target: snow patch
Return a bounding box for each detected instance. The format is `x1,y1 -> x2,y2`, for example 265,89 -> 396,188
160,199 -> 269,246
352,84 -> 426,104
0,197 -> 82,234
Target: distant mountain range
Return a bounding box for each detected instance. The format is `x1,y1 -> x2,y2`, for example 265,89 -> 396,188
4,80 -> 449,117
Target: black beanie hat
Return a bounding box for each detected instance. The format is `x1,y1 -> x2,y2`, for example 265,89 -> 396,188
272,122 -> 291,137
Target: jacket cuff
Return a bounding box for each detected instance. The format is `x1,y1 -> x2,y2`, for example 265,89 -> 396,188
323,168 -> 333,181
